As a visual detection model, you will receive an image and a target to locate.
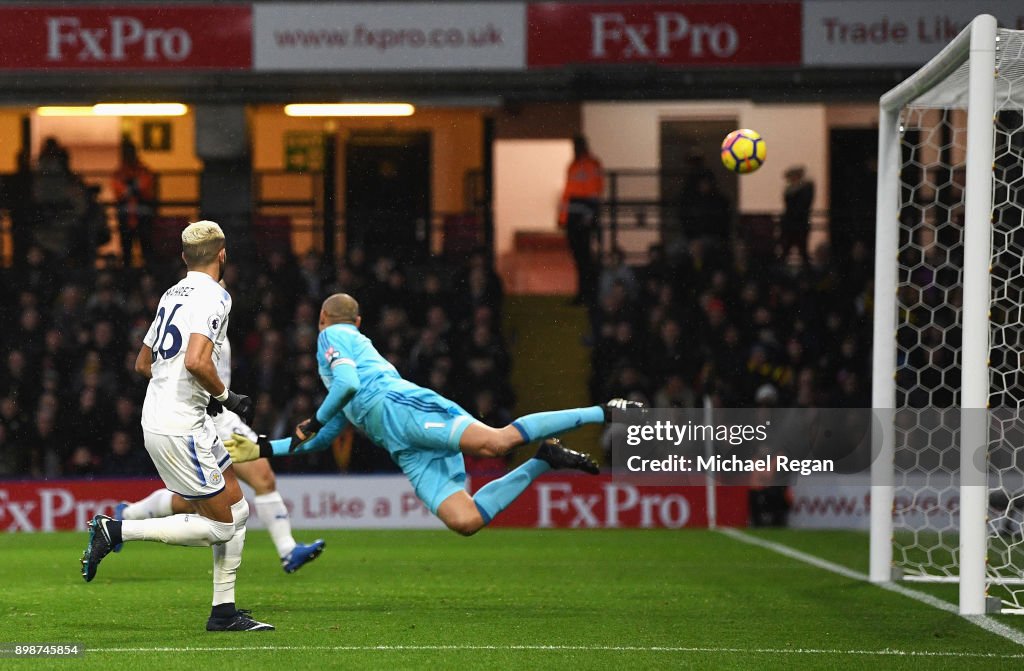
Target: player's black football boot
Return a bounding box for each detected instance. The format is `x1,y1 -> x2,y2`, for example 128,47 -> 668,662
206,609 -> 275,632
80,514 -> 117,582
535,438 -> 600,475
205,610 -> 276,631
603,398 -> 647,422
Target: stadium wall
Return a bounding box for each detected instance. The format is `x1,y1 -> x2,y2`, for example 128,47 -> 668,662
786,473 -> 1024,530
582,100 -> 830,215
493,139 -> 574,256
0,476 -> 751,532
473,475 -> 750,529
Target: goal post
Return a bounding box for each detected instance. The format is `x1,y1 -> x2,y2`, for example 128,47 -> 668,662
870,13 -> 1024,615
958,15 -> 998,617
870,71 -> 901,587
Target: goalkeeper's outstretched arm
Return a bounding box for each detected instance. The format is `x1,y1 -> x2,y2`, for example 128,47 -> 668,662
224,413 -> 349,463
271,412 -> 349,456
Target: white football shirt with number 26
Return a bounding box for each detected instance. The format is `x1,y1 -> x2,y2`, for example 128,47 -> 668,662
141,271 -> 231,435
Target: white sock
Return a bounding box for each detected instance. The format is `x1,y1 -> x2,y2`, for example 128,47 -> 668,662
254,492 -> 296,558
122,489 -> 174,520
213,499 -> 249,607
121,514 -> 234,547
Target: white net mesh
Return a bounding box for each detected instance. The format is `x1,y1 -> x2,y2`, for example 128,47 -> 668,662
893,105 -> 966,582
986,27 -> 1024,611
892,28 -> 1024,611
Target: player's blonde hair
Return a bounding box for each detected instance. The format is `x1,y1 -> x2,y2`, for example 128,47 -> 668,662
181,220 -> 225,268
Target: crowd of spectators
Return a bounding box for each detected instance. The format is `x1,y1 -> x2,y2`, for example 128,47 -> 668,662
0,245 -> 514,478
587,236 -> 874,413
587,225 -> 874,529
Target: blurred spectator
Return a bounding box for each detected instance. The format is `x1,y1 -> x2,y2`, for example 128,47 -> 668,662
86,274 -> 125,328
66,445 -> 101,477
71,387 -> 112,448
1,152 -> 35,265
52,284 -> 86,337
748,446 -> 791,527
264,249 -> 302,303
0,422 -> 22,475
408,327 -> 449,386
452,248 -> 504,322
652,374 -> 696,409
679,170 -> 731,249
0,396 -> 27,441
110,396 -> 140,437
597,248 -> 638,303
298,252 -> 325,300
79,184 -> 111,265
1,350 -> 38,403
16,246 -> 60,306
33,137 -> 82,256
26,408 -> 62,477
112,139 -> 156,268
780,166 -> 815,264
100,430 -> 152,476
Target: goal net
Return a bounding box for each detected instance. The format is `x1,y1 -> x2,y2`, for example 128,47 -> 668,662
871,15 -> 1024,615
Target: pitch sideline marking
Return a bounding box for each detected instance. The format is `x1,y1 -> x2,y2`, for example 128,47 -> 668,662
719,528 -> 1024,647
85,644 -> 1024,658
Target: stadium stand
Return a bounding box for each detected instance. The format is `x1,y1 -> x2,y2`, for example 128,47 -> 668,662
0,245 -> 515,478
587,237 -> 873,414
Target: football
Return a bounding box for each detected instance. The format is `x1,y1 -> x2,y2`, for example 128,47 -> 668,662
721,128 -> 767,174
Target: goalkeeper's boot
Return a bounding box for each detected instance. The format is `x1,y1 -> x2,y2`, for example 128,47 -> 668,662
282,539 -> 326,574
206,609 -> 275,632
112,502 -> 128,553
81,514 -> 117,582
535,438 -> 599,475
603,398 -> 646,422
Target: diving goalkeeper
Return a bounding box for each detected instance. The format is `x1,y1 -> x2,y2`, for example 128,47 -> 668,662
226,293 -> 641,535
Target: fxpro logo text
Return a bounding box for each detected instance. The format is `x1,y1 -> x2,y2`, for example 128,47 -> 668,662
46,16 -> 192,62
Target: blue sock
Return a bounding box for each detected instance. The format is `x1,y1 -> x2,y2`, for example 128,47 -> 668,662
510,406 -> 604,442
473,459 -> 551,524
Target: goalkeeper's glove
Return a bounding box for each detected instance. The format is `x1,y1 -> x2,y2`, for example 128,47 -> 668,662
223,433 -> 272,463
215,389 -> 254,425
291,417 -> 323,452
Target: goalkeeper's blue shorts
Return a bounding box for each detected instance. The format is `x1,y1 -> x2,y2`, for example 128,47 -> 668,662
397,449 -> 470,514
362,383 -> 476,513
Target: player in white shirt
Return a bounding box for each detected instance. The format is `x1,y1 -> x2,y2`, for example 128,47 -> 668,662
80,220 -> 273,632
116,336 -> 326,573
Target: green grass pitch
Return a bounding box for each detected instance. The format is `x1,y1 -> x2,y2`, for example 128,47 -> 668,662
3,528 -> 1024,670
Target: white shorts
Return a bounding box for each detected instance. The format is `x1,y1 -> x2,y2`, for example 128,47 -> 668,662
212,408 -> 258,442
144,416 -> 231,499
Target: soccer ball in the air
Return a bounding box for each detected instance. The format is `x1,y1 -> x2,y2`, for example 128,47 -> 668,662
720,129 -> 766,174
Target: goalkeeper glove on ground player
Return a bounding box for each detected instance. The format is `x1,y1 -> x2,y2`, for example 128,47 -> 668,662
219,390 -> 254,425
224,433 -> 272,463
291,417 -> 323,452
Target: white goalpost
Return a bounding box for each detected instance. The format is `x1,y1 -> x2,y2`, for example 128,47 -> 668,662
872,14 -> 1024,615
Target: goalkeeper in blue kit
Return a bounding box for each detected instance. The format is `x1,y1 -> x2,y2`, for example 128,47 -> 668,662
226,293 -> 641,535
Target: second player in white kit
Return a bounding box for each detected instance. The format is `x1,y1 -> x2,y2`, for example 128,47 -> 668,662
118,335 -> 326,573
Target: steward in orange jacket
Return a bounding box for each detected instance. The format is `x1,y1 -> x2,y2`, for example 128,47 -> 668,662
561,136 -> 604,305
